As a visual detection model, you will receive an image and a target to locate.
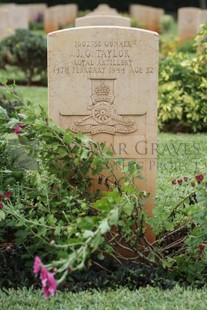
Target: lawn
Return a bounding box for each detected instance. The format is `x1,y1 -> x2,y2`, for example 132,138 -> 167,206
1,285 -> 207,309
18,85 -> 48,110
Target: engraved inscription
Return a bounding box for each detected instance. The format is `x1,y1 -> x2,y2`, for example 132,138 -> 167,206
52,40 -> 156,76
69,79 -> 137,135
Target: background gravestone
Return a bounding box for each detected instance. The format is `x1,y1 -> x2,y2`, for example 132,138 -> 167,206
178,7 -> 202,42
44,7 -> 59,33
130,4 -> 164,32
48,26 -> 159,243
0,9 -> 12,39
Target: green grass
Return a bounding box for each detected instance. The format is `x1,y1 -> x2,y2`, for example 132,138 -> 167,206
1,285 -> 207,309
157,132 -> 207,183
18,86 -> 47,110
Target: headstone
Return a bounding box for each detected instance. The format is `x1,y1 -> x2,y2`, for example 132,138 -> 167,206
53,5 -> 68,28
27,3 -> 47,22
1,4 -> 29,30
0,9 -> 13,39
130,5 -> 164,32
9,5 -> 29,30
65,4 -> 78,25
178,7 -> 202,42
48,26 -> 159,244
199,10 -> 207,26
44,7 -> 59,34
75,15 -> 130,27
89,4 -> 118,16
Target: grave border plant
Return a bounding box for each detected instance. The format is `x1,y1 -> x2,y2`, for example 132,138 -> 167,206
0,77 -> 206,297
0,29 -> 47,86
158,22 -> 207,133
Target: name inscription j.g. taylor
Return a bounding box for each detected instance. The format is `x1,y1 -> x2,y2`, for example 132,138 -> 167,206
52,40 -> 155,75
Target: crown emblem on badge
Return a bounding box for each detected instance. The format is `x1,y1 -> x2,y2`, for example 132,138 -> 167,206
95,81 -> 110,96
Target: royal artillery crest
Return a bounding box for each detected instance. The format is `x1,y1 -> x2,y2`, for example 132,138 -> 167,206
70,79 -> 137,135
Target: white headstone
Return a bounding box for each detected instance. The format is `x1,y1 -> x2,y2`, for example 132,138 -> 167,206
0,9 -> 13,39
48,26 -> 159,243
178,7 -> 202,41
75,15 -> 130,27
130,4 -> 164,32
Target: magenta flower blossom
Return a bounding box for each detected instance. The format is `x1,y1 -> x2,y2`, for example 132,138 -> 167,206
14,125 -> 22,135
195,174 -> 204,183
177,179 -> 182,185
5,191 -> 12,198
41,267 -> 57,298
13,123 -> 25,135
33,256 -> 42,275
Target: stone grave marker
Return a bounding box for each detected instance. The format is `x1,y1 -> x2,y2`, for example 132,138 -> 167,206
48,26 -> 159,243
75,15 -> 130,27
199,10 -> 207,26
10,5 -> 29,30
76,3 -> 129,27
27,3 -> 47,22
89,4 -> 118,16
65,4 -> 78,25
48,26 -> 159,244
178,7 -> 202,42
0,9 -> 13,39
44,7 -> 59,34
130,4 -> 164,32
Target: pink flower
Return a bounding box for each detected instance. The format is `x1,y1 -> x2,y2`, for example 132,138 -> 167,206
13,123 -> 25,135
41,267 -> 57,298
199,243 -> 205,251
33,256 -> 42,275
177,179 -> 182,185
195,174 -> 204,183
0,202 -> 3,209
5,191 -> 12,198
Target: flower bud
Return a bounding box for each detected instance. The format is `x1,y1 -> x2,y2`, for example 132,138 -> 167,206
199,243 -> 205,251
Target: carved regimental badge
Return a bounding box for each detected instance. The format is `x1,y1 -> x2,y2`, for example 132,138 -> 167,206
70,79 -> 137,135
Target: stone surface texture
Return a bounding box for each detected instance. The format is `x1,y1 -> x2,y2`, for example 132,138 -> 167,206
178,7 -> 202,41
48,26 -> 159,243
75,15 -> 130,27
130,4 -> 164,32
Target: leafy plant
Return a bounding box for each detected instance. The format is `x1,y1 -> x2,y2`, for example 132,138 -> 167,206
159,15 -> 175,34
158,23 -> 207,133
0,29 -> 47,85
0,79 -> 152,294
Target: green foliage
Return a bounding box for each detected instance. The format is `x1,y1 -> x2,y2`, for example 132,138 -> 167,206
29,21 -> 44,31
130,18 -> 143,29
158,23 -> 207,133
149,173 -> 207,284
77,10 -> 91,17
0,79 -> 149,288
0,81 -> 23,116
176,39 -> 196,54
159,36 -> 179,58
160,15 -> 175,34
0,29 -> 47,85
